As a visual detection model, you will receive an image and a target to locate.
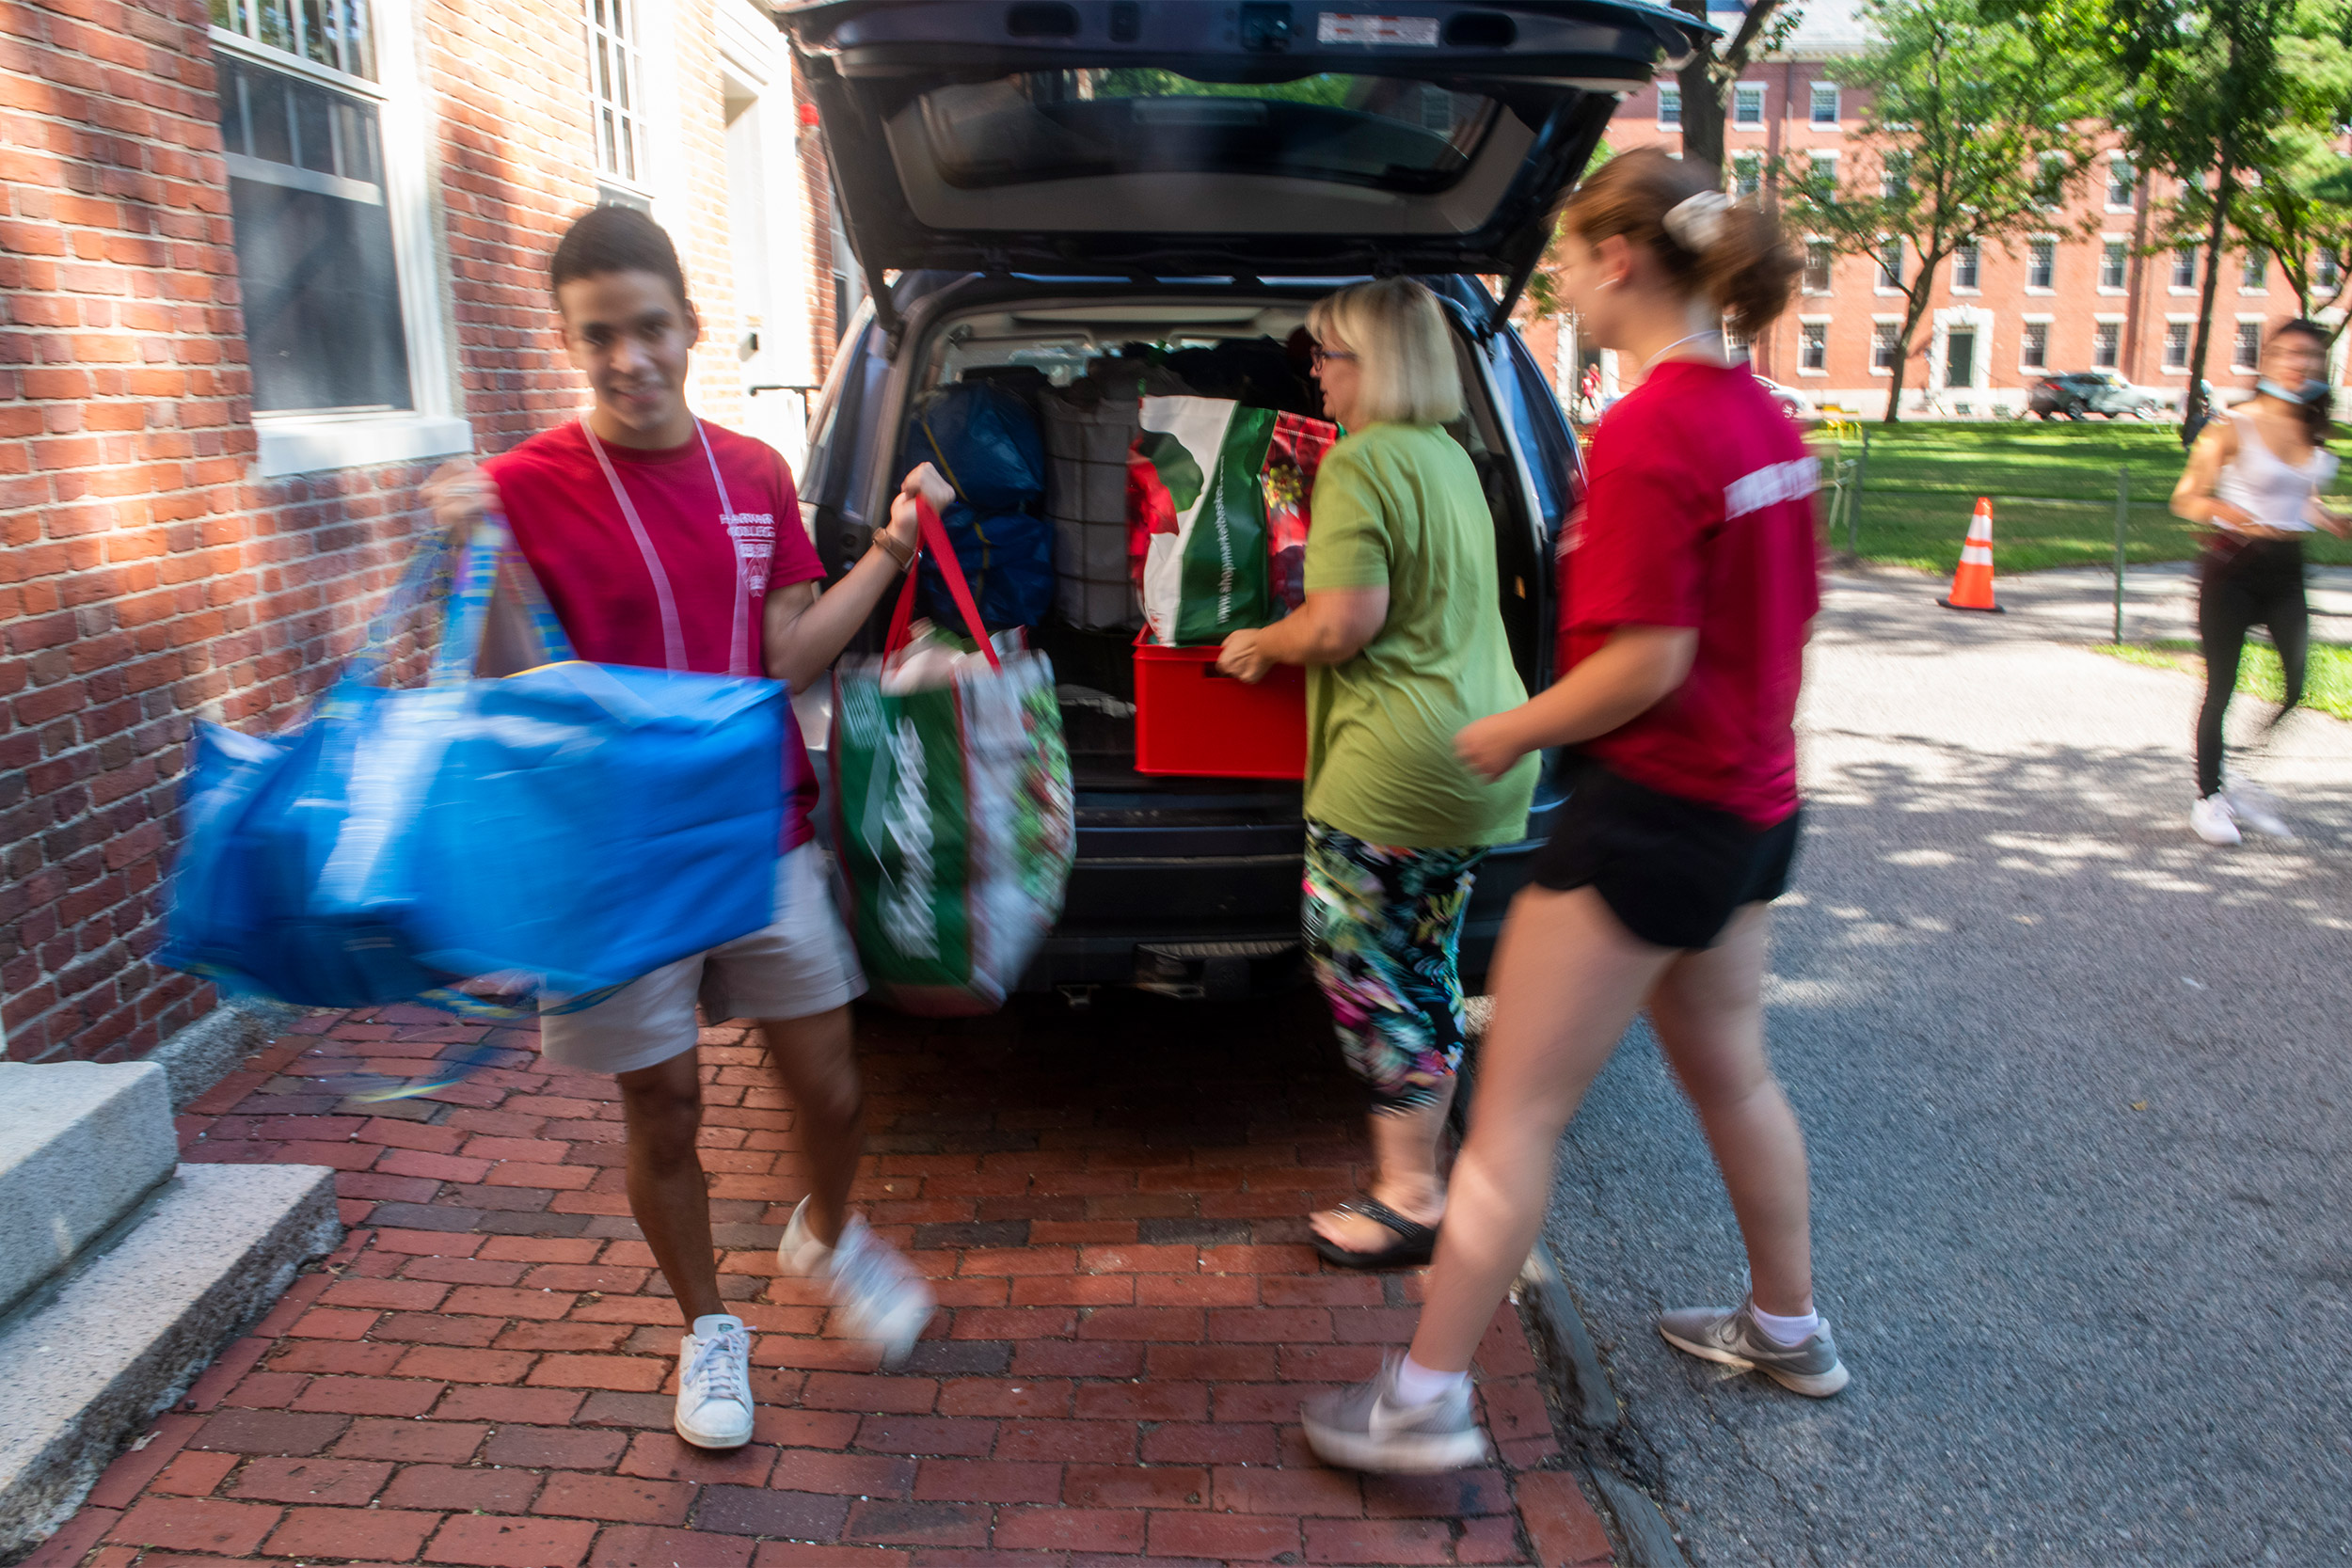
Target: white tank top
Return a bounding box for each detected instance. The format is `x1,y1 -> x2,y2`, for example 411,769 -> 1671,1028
2214,412 -> 2336,532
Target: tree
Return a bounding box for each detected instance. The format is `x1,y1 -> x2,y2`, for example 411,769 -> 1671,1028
1784,0 -> 2110,422
1668,0 -> 1804,182
2082,0 -> 2352,430
2174,154 -> 2352,343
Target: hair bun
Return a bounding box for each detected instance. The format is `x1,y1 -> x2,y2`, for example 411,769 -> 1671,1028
1662,191 -> 1733,253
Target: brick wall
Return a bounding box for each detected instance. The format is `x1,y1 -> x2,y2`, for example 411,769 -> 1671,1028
2,0 -> 818,1065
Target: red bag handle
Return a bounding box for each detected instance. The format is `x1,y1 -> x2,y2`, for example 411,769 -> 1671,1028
884,497 -> 1003,672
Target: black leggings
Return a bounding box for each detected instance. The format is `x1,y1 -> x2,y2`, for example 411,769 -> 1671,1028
2195,537 -> 2309,797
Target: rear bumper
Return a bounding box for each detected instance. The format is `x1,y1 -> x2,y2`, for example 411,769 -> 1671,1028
1020,798 -> 1560,999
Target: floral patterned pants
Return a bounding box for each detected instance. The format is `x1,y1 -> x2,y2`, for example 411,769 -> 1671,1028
1302,819 -> 1486,1115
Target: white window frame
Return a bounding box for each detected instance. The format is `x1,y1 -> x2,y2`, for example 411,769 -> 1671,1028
2025,234 -> 2057,294
586,0 -> 656,201
1870,315 -> 1901,375
1733,81 -> 1766,128
1805,149 -> 1839,198
2240,247 -> 2268,293
2036,153 -> 2068,212
1656,81 -> 1681,128
1802,237 -> 1835,295
2091,313 -> 2124,371
1874,233 -> 1904,295
2018,313 -> 2053,372
2169,245 -> 2201,294
2098,234 -> 2129,295
1951,238 -> 1980,293
1809,81 -> 1840,127
2232,313 -> 2265,372
1798,315 -> 1831,376
1732,151 -> 1762,198
2105,155 -> 2136,212
2320,247 -> 2344,292
2161,315 -> 2194,373
212,4 -> 468,478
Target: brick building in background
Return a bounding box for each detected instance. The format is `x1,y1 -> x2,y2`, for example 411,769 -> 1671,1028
1574,0 -> 2348,418
2,0 -> 843,1065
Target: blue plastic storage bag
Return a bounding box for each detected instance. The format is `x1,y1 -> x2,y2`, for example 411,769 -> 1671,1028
161,521 -> 789,1009
900,383 -> 1044,511
920,502 -> 1056,632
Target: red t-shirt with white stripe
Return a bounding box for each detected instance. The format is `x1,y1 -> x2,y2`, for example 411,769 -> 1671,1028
1556,359 -> 1820,827
486,419 -> 826,848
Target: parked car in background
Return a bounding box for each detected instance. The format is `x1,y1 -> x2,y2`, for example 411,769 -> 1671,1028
2029,372 -> 2170,420
780,0 -> 1711,999
1753,373 -> 1818,423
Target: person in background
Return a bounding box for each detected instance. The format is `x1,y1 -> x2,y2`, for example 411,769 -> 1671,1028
1218,277 -> 1538,1270
1300,150 -> 1841,1474
425,205 -> 948,1450
2169,320 -> 2350,846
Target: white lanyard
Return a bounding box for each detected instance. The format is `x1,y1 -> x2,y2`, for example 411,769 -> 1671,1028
1645,328 -> 1724,370
579,414 -> 752,675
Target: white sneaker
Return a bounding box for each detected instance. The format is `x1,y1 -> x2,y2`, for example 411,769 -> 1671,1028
2225,778 -> 2293,838
2189,793 -> 2242,846
780,1197 -> 936,1369
675,1313 -> 755,1449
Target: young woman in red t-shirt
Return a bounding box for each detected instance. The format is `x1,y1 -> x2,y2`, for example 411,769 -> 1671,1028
1303,150 -> 1843,1474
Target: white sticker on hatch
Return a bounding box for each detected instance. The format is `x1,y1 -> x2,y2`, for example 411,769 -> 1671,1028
1317,12 -> 1441,45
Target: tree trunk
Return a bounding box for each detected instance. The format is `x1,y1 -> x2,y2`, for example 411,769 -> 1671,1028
1677,57 -> 1726,181
1880,271 -> 1940,425
2185,165 -> 2233,427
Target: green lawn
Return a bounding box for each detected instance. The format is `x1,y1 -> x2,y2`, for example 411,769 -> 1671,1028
1812,422 -> 2352,574
2090,640 -> 2352,722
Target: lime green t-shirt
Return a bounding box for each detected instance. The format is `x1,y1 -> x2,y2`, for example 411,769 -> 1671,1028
1300,422 -> 1538,848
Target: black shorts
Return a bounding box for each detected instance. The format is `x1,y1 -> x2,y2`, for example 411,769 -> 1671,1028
1528,762 -> 1801,950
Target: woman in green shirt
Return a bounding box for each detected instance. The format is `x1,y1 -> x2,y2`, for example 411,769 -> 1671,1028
1218,278 -> 1539,1268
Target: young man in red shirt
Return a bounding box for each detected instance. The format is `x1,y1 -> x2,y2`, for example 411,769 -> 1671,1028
426,205 -> 942,1450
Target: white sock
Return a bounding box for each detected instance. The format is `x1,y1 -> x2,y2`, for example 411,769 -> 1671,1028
1391,1354 -> 1470,1406
1749,1303 -> 1820,1347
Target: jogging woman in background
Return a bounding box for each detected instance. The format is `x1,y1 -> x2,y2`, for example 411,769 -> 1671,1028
1302,150 -> 1843,1474
2169,319 -> 2350,846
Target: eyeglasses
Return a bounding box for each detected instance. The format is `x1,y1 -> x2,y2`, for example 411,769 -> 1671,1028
1310,344 -> 1358,369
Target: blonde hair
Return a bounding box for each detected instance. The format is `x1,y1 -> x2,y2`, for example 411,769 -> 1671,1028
1307,277 -> 1463,427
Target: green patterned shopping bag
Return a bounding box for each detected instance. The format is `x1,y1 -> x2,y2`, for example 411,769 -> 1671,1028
830,499 -> 1073,1014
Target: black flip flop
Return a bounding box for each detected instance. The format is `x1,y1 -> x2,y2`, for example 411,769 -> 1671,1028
1311,1197 -> 1438,1271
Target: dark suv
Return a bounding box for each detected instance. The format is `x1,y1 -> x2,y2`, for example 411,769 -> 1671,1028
779,0 -> 1708,999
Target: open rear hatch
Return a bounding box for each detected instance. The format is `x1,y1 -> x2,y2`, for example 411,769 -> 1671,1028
778,0 -> 1712,330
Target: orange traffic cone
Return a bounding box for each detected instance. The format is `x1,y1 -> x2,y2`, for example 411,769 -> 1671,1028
1940,497 -> 2004,613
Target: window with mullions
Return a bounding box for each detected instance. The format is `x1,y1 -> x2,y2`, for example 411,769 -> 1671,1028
210,0 -> 374,80
586,0 -> 648,192
2234,321 -> 2262,370
213,34 -> 412,414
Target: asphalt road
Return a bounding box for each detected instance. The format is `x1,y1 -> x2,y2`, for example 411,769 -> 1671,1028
1536,568 -> 2352,1566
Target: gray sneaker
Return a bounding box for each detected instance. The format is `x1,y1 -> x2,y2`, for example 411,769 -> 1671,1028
1300,1353 -> 1490,1473
1658,1297 -> 1850,1398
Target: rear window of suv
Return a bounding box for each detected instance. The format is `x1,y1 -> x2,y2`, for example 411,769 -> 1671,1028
917,71 -> 1500,194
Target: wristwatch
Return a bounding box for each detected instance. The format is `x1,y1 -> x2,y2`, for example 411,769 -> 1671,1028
871,528 -> 914,571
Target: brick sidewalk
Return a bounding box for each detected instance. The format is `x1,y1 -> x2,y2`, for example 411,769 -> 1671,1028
29,992 -> 1617,1568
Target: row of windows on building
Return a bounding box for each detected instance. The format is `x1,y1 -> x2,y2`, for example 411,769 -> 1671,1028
1731,151 -> 2145,213
1795,234 -> 2341,297
1792,315 -> 2272,375
1656,79 -> 1842,127
207,0 -> 650,415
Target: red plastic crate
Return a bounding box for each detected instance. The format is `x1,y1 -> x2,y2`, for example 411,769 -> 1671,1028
1133,642 -> 1308,779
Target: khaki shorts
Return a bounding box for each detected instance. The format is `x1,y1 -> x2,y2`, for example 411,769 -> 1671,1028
538,843 -> 866,1076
